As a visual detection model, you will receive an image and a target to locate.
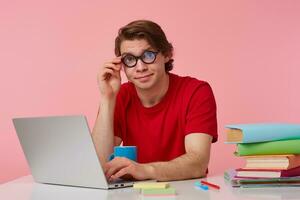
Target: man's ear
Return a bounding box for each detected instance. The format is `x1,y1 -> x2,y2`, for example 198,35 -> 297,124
164,55 -> 170,63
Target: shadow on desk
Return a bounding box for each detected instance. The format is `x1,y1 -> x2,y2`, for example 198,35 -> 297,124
31,182 -> 140,200
227,182 -> 300,200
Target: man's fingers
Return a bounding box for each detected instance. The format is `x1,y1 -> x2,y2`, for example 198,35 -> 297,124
102,68 -> 114,74
105,158 -> 131,179
103,164 -> 109,174
111,56 -> 122,64
105,159 -> 125,178
104,63 -> 121,71
100,65 -> 122,81
105,165 -> 122,179
111,166 -> 131,180
108,157 -> 131,167
100,68 -> 114,81
105,162 -> 124,179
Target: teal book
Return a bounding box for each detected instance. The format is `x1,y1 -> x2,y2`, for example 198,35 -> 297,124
226,123 -> 300,143
236,139 -> 300,156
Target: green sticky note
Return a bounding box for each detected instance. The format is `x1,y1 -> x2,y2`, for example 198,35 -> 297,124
142,187 -> 176,195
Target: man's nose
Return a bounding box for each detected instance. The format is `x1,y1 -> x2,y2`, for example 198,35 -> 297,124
135,59 -> 148,72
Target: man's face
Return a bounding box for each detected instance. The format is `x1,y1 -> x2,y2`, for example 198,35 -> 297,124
120,39 -> 169,90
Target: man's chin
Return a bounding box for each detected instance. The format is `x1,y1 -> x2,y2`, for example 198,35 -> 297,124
135,84 -> 152,90
132,80 -> 154,90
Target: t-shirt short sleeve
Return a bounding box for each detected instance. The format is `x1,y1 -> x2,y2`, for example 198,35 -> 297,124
113,105 -> 122,140
113,88 -> 127,140
184,82 -> 218,143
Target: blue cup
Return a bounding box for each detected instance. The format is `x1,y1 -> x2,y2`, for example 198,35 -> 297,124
109,146 -> 137,161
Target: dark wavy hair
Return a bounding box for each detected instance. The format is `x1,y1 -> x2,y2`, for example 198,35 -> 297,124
115,20 -> 174,72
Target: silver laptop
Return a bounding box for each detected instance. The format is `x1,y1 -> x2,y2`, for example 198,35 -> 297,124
12,115 -> 134,189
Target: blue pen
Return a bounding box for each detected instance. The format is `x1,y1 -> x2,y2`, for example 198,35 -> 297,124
194,181 -> 209,190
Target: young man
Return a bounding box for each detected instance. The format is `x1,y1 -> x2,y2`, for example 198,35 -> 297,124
92,20 -> 218,182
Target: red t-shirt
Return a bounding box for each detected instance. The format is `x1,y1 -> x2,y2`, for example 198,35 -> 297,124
114,73 -> 218,163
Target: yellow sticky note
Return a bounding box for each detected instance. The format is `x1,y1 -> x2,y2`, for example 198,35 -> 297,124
133,182 -> 169,189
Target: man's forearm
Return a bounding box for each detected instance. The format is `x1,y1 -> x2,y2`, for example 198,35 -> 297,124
92,97 -> 116,167
146,152 -> 209,181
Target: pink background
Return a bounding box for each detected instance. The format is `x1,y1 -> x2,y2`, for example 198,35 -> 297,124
1,1 -> 300,184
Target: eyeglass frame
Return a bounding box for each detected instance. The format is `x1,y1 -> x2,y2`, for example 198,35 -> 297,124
121,50 -> 160,68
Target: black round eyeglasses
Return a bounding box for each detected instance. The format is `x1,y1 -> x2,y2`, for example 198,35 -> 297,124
121,50 -> 159,68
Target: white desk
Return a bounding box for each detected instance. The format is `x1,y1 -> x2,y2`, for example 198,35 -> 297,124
1,175 -> 300,200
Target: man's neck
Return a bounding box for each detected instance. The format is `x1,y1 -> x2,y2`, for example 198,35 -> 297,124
136,73 -> 170,108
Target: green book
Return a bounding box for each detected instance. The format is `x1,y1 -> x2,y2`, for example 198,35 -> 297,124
236,139 -> 300,156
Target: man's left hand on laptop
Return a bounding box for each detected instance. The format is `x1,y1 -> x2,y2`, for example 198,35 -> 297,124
105,157 -> 154,182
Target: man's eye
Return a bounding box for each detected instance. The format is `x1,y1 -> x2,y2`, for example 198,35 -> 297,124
143,51 -> 155,60
125,56 -> 134,61
124,55 -> 135,62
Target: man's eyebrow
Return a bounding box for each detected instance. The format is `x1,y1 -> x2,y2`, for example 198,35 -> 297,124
121,47 -> 154,56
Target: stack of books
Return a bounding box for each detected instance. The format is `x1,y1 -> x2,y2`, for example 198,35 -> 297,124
224,123 -> 300,187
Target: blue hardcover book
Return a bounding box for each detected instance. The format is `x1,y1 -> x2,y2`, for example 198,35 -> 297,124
225,123 -> 300,144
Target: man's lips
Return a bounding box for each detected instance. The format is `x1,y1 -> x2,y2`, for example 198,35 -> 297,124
134,73 -> 154,79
